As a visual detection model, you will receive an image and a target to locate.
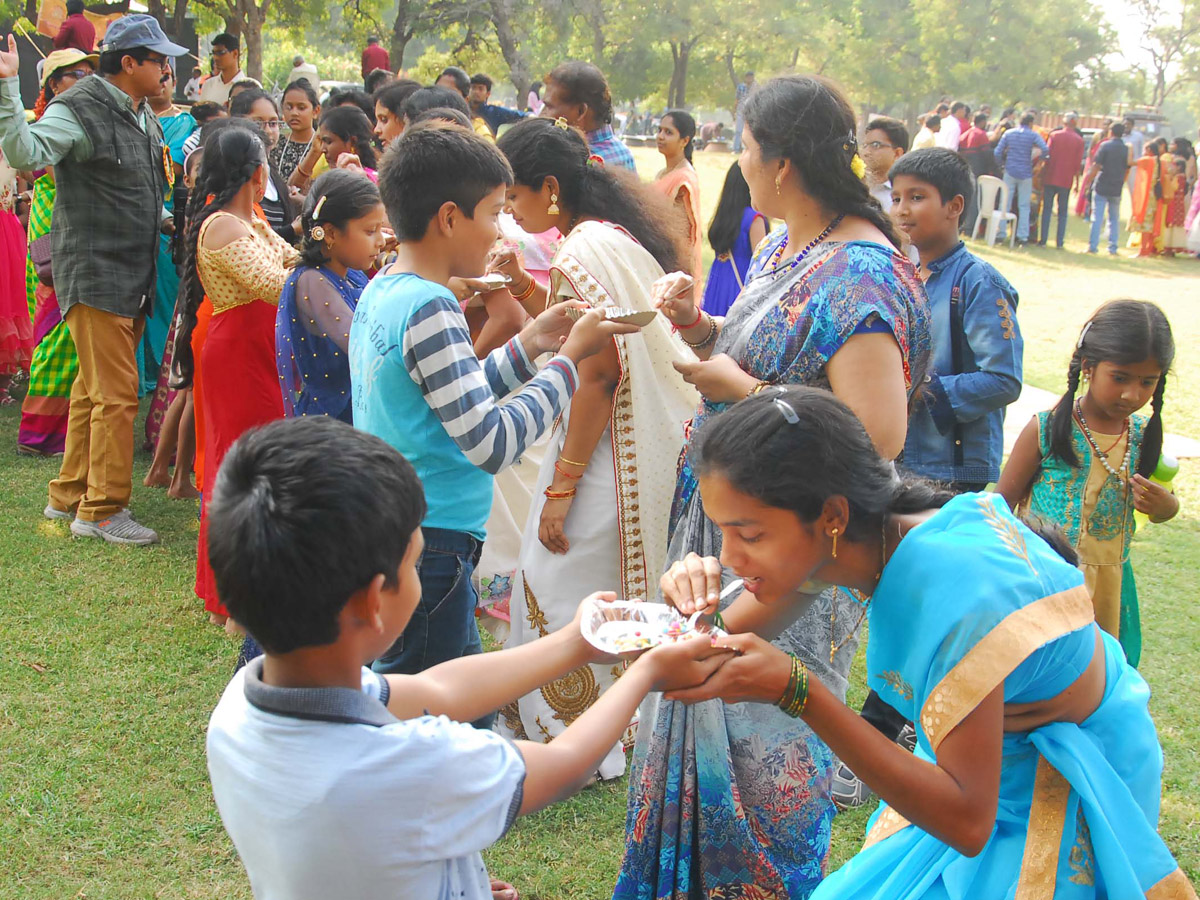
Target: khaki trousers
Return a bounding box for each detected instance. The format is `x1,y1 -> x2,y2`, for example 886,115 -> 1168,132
48,304 -> 145,521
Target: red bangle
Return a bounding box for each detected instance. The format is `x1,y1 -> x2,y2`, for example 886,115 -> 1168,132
673,306 -> 703,331
554,461 -> 582,480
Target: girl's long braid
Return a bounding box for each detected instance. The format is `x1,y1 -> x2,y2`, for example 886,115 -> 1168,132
1048,346 -> 1084,468
172,150 -> 263,388
1136,375 -> 1167,478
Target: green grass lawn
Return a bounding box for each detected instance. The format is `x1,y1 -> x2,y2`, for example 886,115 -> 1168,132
2,154 -> 1198,898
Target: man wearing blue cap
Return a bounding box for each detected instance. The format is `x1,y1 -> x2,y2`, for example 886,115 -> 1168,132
0,15 -> 187,545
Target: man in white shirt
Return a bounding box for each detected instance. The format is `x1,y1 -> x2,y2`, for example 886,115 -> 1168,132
183,66 -> 202,101
936,101 -> 968,151
287,54 -> 318,88
198,33 -> 258,106
861,116 -> 909,212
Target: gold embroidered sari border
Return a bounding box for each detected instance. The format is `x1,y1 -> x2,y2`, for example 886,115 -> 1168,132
1146,868 -> 1200,900
1014,755 -> 1071,899
921,585 -> 1094,752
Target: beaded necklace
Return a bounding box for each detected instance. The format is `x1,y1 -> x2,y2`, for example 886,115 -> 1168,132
1074,400 -> 1132,481
767,214 -> 844,278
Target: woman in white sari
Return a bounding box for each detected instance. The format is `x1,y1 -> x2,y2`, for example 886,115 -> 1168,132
491,117 -> 699,778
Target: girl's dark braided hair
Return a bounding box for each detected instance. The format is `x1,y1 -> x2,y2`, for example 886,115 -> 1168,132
1048,299 -> 1174,477
497,117 -> 687,274
173,122 -> 269,389
742,75 -> 901,249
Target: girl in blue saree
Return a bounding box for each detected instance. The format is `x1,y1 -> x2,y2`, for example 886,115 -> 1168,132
661,386 -> 1194,900
275,169 -> 384,423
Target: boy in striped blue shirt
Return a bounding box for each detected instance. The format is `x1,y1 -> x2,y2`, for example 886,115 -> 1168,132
349,123 -> 632,719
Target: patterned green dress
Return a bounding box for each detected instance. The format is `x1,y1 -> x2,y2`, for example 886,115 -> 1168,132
1027,410 -> 1145,665
17,175 -> 77,456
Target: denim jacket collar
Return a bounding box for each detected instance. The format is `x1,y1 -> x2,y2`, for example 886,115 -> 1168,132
925,241 -> 966,275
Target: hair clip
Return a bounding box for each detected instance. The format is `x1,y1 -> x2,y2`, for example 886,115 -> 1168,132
311,194 -> 328,221
1077,321 -> 1093,348
553,117 -> 570,130
310,225 -> 326,241
586,154 -> 605,167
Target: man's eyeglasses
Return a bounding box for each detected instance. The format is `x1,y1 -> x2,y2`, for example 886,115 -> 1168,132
211,47 -> 230,57
142,55 -> 171,70
59,68 -> 92,80
863,140 -> 893,151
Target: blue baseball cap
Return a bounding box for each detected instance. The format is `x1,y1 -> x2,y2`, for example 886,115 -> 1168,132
98,14 -> 188,56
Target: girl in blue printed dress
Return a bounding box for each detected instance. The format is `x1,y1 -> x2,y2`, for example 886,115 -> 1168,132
997,299 -> 1179,667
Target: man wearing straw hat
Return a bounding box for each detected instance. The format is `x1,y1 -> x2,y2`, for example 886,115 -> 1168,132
0,14 -> 187,544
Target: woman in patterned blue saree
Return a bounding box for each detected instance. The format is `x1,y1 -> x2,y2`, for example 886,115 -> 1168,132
615,76 -> 931,899
658,386 -> 1194,900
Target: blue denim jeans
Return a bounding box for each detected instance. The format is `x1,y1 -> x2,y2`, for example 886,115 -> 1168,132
1089,193 -> 1121,253
372,526 -> 493,728
999,174 -> 1033,241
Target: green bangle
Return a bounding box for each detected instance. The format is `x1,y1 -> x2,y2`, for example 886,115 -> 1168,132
710,610 -> 726,631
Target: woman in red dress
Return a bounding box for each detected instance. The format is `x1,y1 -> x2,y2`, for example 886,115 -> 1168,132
176,123 -> 297,624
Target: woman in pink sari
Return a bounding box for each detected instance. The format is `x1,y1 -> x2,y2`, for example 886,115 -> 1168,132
654,110 -> 703,301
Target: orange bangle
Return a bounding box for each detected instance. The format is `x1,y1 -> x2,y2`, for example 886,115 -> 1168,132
544,487 -> 577,500
554,461 -> 582,479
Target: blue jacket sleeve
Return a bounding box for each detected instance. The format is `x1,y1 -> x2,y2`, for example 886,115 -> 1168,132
929,269 -> 1023,425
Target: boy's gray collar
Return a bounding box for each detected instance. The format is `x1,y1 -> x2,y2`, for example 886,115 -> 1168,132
242,657 -> 398,727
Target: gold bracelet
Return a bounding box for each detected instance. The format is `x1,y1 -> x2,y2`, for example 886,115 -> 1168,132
680,315 -> 717,349
747,380 -> 771,398
511,275 -> 537,302
558,455 -> 588,468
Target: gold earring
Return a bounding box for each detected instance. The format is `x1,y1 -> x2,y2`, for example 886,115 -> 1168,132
547,192 -> 560,216
830,527 -> 839,559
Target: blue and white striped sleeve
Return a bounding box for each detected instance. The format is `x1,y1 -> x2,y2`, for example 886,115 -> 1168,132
402,295 -> 579,474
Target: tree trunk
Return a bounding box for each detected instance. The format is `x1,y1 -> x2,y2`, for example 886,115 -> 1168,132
670,38 -> 696,109
390,0 -> 418,71
489,0 -> 533,101
147,0 -> 165,26
240,0 -> 268,82
172,0 -> 190,41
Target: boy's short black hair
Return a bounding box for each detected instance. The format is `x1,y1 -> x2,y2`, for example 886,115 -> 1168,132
1020,112 -> 1036,127
888,147 -> 973,209
411,107 -> 472,129
212,33 -> 239,53
402,85 -> 469,121
865,116 -> 909,152
364,67 -> 393,96
438,66 -> 471,98
470,72 -> 493,91
206,417 -> 426,655
973,112 -> 988,127
1111,122 -> 1125,137
380,121 -> 513,241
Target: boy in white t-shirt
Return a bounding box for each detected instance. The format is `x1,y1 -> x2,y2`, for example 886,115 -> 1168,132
205,416 -> 731,900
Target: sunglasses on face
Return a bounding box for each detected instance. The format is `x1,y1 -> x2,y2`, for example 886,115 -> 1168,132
211,47 -> 230,57
141,55 -> 171,69
59,68 -> 91,80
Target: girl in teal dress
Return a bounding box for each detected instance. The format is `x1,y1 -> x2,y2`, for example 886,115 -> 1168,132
659,385 -> 1194,899
997,300 -> 1179,667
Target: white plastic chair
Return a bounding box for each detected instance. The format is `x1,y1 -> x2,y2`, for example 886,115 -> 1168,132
971,175 -> 1017,248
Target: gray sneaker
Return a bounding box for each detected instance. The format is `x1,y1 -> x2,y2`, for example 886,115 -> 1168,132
44,503 -> 74,521
71,510 -> 159,545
